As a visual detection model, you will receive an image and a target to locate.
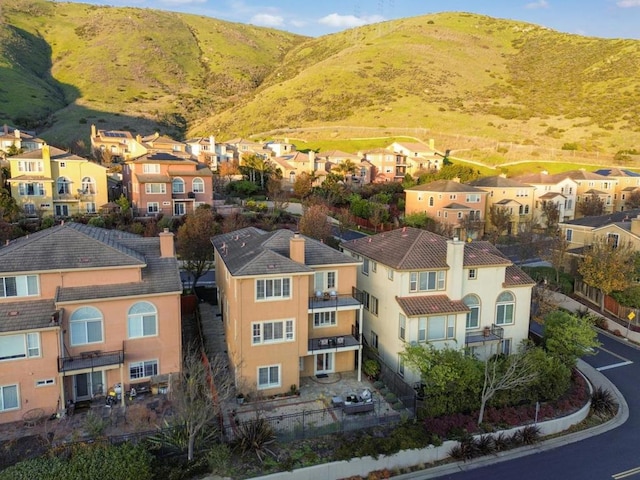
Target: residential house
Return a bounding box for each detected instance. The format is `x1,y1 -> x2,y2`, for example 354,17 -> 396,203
469,176 -> 536,231
388,140 -> 442,172
90,124 -> 147,162
361,148 -> 408,182
140,133 -> 190,159
341,227 -> 535,386
8,144 -> 108,217
185,136 -> 235,172
0,125 -> 43,155
511,171 -> 578,222
0,224 -> 182,424
265,139 -> 296,158
404,180 -> 488,239
594,168 -> 640,212
225,138 -> 272,164
559,208 -> 640,253
122,152 -> 214,217
271,151 -> 315,185
212,228 -> 363,396
564,169 -> 616,217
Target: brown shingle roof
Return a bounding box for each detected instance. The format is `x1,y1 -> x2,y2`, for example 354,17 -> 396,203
405,180 -> 486,193
503,265 -> 535,287
396,295 -> 469,316
0,299 -> 58,333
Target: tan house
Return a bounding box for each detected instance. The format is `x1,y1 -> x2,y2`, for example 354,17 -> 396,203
559,208 -> 640,253
212,228 -> 363,396
185,136 -> 235,172
564,169 -> 616,217
361,148 -> 408,182
0,224 -> 182,424
8,144 -> 108,217
388,140 -> 442,173
594,168 -> 640,212
0,124 -> 43,155
470,176 -> 536,231
404,179 -> 488,239
90,124 -> 147,162
511,171 -> 578,222
122,152 -> 213,216
341,227 -> 535,386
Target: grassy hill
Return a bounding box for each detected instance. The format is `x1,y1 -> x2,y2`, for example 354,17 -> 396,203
1,2 -> 640,160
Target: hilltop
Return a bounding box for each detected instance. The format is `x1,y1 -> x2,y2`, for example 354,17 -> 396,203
1,1 -> 640,159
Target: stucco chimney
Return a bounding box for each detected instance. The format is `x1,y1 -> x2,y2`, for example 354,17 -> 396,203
289,232 -> 305,265
42,143 -> 50,161
631,216 -> 640,236
429,138 -> 435,150
446,238 -> 465,299
209,135 -> 215,151
159,228 -> 175,258
91,124 -> 97,138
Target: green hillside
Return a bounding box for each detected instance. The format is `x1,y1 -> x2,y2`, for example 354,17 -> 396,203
1,2 -> 640,158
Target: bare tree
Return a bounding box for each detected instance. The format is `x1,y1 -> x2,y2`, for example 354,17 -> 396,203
577,193 -> 605,217
626,189 -> 640,209
542,230 -> 570,284
299,204 -> 333,242
459,212 -> 484,240
334,207 -> 356,241
266,177 -> 289,215
478,343 -> 539,425
488,205 -> 512,243
541,201 -> 560,232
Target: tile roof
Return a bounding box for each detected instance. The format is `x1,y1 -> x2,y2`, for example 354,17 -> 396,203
561,208 -> 640,228
512,172 -> 568,185
564,169 -> 610,181
464,241 -> 512,267
405,179 -> 485,193
443,203 -> 472,210
396,295 -> 469,316
130,152 -> 196,164
470,176 -> 531,188
212,228 -> 358,277
0,299 -> 58,333
135,174 -> 172,183
12,146 -> 87,161
503,265 -> 535,287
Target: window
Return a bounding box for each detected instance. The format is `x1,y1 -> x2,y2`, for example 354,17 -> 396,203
314,311 -> 336,327
466,194 -> 481,203
362,258 -> 370,275
457,212 -> 463,219
608,233 -> 620,249
24,204 -> 36,216
147,202 -> 159,214
371,261 -> 377,273
252,319 -> 294,344
143,164 -> 160,174
387,269 -> 394,280
0,385 -> 19,412
258,365 -> 280,389
420,315 -> 456,341
449,194 -> 457,200
398,356 -> 405,378
409,271 -> 445,292
399,313 -> 406,341
566,229 -> 573,242
55,205 -> 69,217
468,269 -> 477,280
129,360 -> 158,380
501,338 -> 512,355
70,306 -> 103,345
172,177 -> 185,194
0,275 -> 39,298
145,183 -> 166,194
463,295 -> 480,329
85,202 -> 96,214
0,333 -> 40,361
36,378 -> 55,387
192,177 -> 204,193
370,331 -> 379,349
17,160 -> 43,172
256,278 -> 291,300
57,177 -> 71,195
174,202 -> 186,215
18,182 -> 45,196
315,271 -> 337,292
128,302 -> 158,338
81,177 -> 96,194
370,295 -> 379,316
496,292 -> 515,325
429,197 -> 434,206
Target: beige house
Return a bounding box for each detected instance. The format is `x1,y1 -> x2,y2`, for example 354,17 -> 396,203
388,140 -> 442,173
559,208 -> 640,252
564,169 -> 616,217
594,168 -> 640,212
470,176 -> 536,231
8,144 -> 108,217
341,227 -> 534,386
0,124 -> 43,155
511,171 -> 578,222
361,148 -> 408,182
212,228 -> 363,396
0,224 -> 182,424
90,124 -> 148,162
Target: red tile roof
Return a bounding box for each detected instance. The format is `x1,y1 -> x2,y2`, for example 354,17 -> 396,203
396,295 -> 469,316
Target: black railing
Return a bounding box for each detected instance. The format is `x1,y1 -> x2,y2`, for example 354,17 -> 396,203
464,323 -> 505,345
58,346 -> 125,372
308,292 -> 362,310
308,333 -> 360,352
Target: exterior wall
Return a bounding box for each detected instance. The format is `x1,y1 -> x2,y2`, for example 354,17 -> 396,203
560,223 -> 640,251
0,328 -> 59,424
37,268 -> 140,297
51,159 -> 108,215
482,186 -> 535,231
405,190 -> 486,226
613,176 -> 640,211
573,178 -> 616,217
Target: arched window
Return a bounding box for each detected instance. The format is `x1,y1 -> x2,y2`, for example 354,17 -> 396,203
192,177 -> 204,193
463,295 -> 480,329
70,307 -> 103,345
128,302 -> 157,338
495,291 -> 515,325
81,177 -> 96,194
57,177 -> 71,195
172,177 -> 185,194
289,171 -> 296,183
429,196 -> 434,207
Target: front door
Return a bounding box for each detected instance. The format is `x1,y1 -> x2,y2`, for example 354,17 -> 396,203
74,371 -> 104,401
174,202 -> 186,216
55,204 -> 69,217
315,353 -> 334,375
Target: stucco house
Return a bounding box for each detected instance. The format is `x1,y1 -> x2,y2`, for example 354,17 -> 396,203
511,171 -> 578,222
341,227 -> 535,386
8,144 -> 108,218
594,168 -> 640,212
559,208 -> 640,253
469,176 -> 536,231
0,224 -> 182,424
212,228 -> 364,397
0,124 -> 43,155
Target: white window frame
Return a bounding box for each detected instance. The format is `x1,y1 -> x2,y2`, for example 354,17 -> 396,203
314,311 -> 336,328
399,313 -> 406,341
81,177 -> 96,194
566,229 -> 573,242
257,364 -> 281,390
127,301 -> 158,339
145,183 -> 166,194
143,164 -> 160,174
0,384 -> 19,412
370,295 -> 379,316
463,295 -> 481,329
129,359 -> 159,380
70,306 -> 104,346
314,271 -> 337,292
85,202 -> 96,214
256,277 -> 291,301
172,177 -> 185,194
409,271 -> 446,292
387,269 -> 394,280
0,332 -> 40,361
147,202 -> 159,214
192,177 -> 205,193
362,258 -> 370,276
0,275 -> 39,298
466,193 -> 481,203
19,182 -> 45,196
496,291 -> 515,326
36,378 -> 55,387
57,177 -> 71,195
252,319 -> 295,344
608,233 -> 620,249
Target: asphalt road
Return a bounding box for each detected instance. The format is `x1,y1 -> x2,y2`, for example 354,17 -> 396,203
421,332 -> 640,480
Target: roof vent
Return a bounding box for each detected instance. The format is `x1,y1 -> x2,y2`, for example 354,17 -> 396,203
7,311 -> 19,317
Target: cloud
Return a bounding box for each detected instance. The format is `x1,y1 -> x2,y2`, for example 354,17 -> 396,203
524,0 -> 549,9
250,13 -> 285,28
318,13 -> 384,29
616,0 -> 640,6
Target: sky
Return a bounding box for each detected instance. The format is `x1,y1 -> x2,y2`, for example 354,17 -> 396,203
63,0 -> 640,39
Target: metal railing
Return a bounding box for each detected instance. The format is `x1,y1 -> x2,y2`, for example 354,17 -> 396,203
58,345 -> 125,372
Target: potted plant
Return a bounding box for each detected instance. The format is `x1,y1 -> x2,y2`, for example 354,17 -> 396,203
236,393 -> 245,405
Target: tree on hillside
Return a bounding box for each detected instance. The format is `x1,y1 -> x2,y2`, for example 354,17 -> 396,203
577,193 -> 605,217
541,201 -> 560,233
543,310 -> 600,367
299,204 -> 333,243
488,205 -> 512,243
177,205 -> 220,290
478,343 -> 539,425
578,236 -> 635,311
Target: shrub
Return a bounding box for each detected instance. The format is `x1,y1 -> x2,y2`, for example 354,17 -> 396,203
84,411 -> 108,438
206,443 -> 234,476
448,434 -> 478,461
493,432 -> 512,452
363,359 -> 380,379
475,435 -> 496,455
590,387 -> 618,418
514,425 -> 541,445
234,417 -> 276,462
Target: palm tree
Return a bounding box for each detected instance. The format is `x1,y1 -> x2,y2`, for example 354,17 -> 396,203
333,159 -> 359,182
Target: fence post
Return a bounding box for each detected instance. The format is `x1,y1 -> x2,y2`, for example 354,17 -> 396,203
302,410 -> 305,439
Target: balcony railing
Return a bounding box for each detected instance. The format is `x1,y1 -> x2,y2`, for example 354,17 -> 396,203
58,347 -> 125,373
308,291 -> 362,311
308,329 -> 361,353
465,324 -> 505,345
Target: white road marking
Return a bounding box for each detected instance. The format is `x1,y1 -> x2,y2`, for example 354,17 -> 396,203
597,361 -> 633,371
613,465 -> 640,479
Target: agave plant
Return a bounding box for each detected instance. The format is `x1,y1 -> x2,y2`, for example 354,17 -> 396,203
234,417 -> 277,463
591,386 -> 618,418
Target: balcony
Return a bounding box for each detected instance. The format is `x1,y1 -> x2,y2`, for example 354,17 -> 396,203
308,327 -> 361,353
465,324 -> 504,346
58,347 -> 125,373
308,291 -> 362,312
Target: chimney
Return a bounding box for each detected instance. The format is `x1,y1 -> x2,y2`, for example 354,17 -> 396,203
429,138 -> 435,150
42,143 -> 50,161
3,124 -> 7,135
309,150 -> 316,168
631,215 -> 640,236
159,228 -> 175,258
91,124 -> 97,138
446,237 -> 465,298
209,135 -> 215,151
136,134 -> 142,143
14,128 -> 20,139
289,232 -> 305,264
